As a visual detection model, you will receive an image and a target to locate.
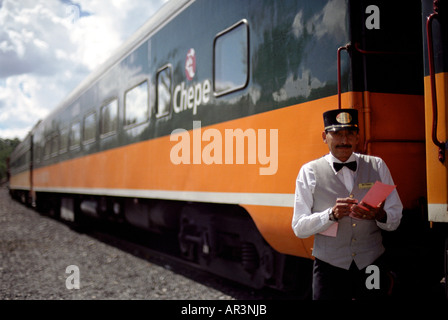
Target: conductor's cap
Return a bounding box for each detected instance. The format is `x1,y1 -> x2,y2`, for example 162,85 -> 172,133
323,108 -> 359,132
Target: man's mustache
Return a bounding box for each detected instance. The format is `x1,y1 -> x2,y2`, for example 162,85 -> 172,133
336,144 -> 352,148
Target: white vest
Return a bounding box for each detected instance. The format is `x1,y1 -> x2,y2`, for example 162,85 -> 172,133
310,155 -> 384,270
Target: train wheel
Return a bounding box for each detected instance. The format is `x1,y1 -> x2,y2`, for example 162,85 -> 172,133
176,203 -> 292,290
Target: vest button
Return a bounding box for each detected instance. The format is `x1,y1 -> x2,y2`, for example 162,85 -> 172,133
352,223 -> 357,227
352,253 -> 356,257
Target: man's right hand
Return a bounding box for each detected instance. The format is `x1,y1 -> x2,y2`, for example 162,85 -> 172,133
331,197 -> 358,220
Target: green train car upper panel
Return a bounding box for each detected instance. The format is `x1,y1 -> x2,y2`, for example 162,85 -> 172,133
31,0 -> 424,169
147,0 -> 351,130
33,0 -> 352,169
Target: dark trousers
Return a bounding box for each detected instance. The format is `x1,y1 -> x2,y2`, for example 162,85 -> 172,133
312,256 -> 390,300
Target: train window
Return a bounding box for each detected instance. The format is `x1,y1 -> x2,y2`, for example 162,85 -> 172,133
60,127 -> 69,153
83,112 -> 96,144
69,122 -> 81,150
51,134 -> 59,157
124,81 -> 149,128
17,154 -> 26,169
43,138 -> 51,160
213,20 -> 249,96
35,144 -> 41,163
100,99 -> 118,137
156,66 -> 172,118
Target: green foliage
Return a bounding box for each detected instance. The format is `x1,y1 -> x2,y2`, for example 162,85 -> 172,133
0,138 -> 21,182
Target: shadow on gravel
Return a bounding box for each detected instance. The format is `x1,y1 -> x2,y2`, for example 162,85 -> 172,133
76,220 -> 309,300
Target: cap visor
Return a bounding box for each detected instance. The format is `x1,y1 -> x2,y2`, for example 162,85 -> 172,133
325,125 -> 358,132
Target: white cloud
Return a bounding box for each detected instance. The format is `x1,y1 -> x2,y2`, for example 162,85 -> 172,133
272,69 -> 326,102
292,0 -> 346,42
0,0 -> 168,139
308,0 -> 346,42
0,75 -> 50,133
292,10 -> 304,39
276,0 -> 347,102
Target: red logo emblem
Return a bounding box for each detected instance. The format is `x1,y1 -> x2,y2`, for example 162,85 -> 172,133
185,48 -> 196,81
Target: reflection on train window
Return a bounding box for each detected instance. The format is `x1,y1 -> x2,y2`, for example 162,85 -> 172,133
156,66 -> 172,118
69,122 -> 81,150
44,137 -> 51,159
101,99 -> 118,137
83,112 -> 97,144
35,137 -> 42,163
214,20 -> 249,96
60,127 -> 69,153
35,145 -> 41,163
51,134 -> 59,157
125,81 -> 149,127
15,153 -> 27,170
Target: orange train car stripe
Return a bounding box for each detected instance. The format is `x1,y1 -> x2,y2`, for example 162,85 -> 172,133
31,91 -> 425,256
9,170 -> 31,190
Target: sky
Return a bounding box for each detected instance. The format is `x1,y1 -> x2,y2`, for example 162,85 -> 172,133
0,0 -> 168,140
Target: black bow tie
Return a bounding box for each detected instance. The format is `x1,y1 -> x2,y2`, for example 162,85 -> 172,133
333,161 -> 357,172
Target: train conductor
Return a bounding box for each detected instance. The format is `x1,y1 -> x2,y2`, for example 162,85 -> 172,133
292,108 -> 403,300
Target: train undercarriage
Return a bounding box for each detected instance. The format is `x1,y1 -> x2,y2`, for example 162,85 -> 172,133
11,190 -> 312,294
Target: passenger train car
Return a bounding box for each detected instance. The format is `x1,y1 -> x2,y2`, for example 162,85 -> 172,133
8,0 -> 448,296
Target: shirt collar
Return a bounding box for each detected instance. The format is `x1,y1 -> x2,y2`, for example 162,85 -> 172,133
325,152 -> 358,173
329,152 -> 357,164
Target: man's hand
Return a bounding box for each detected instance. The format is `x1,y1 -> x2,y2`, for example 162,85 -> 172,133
332,197 -> 358,220
351,201 -> 387,222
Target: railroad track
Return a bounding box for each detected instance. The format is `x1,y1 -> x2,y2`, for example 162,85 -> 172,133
82,220 -> 308,300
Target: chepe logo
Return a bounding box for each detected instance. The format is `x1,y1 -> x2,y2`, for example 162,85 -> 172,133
185,48 -> 196,80
174,48 -> 210,116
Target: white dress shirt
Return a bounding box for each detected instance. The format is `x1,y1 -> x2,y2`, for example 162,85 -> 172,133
292,153 -> 403,239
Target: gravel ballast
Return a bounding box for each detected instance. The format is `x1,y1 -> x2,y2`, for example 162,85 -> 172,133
0,187 -> 235,300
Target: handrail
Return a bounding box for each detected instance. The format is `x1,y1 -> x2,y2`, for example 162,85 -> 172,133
337,44 -> 351,109
353,42 -> 418,56
336,42 -> 417,111
426,0 -> 447,163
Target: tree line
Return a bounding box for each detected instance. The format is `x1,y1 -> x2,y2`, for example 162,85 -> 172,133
0,138 -> 21,183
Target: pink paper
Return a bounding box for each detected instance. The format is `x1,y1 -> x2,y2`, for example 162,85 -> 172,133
319,222 -> 338,237
361,181 -> 396,207
348,181 -> 396,219
320,182 -> 395,236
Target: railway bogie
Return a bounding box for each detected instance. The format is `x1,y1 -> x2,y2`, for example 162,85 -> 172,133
176,203 -> 288,289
